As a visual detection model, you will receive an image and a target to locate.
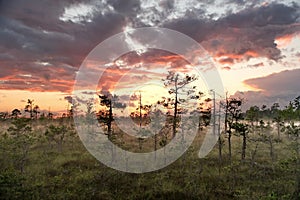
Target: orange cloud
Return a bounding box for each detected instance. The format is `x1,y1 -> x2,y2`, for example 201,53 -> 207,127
94,50 -> 195,92
218,57 -> 234,65
275,33 -> 299,48
121,51 -> 184,67
214,48 -> 262,65
0,75 -> 75,93
222,66 -> 231,70
245,50 -> 259,58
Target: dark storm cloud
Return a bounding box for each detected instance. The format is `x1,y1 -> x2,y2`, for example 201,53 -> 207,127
0,0 -> 65,30
163,2 -> 300,62
231,90 -> 296,111
244,69 -> 300,95
108,0 -> 140,16
0,17 -> 74,59
225,0 -> 247,5
235,68 -> 300,109
219,1 -> 300,59
0,4 -> 125,63
223,3 -> 299,27
0,0 -> 126,92
0,0 -> 299,94
164,18 -> 214,42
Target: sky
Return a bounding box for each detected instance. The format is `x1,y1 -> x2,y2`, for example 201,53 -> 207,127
0,0 -> 299,115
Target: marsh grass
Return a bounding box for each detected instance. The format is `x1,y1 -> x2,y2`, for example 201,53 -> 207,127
0,119 -> 299,199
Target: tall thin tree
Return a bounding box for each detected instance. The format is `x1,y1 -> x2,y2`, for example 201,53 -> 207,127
161,71 -> 198,138
24,99 -> 34,119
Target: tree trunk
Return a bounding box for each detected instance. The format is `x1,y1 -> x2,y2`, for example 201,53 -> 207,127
218,103 -> 222,163
269,136 -> 274,162
218,137 -> 222,163
173,76 -> 178,138
242,132 -> 246,160
198,115 -> 202,131
251,143 -> 258,167
225,95 -> 231,161
228,132 -> 232,162
277,123 -> 280,139
173,98 -> 178,138
108,100 -> 113,137
154,134 -> 157,160
295,136 -> 300,198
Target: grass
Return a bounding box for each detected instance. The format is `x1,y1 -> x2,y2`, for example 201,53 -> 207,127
0,118 -> 299,199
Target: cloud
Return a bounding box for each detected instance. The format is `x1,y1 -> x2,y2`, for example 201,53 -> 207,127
117,49 -> 183,67
0,60 -> 76,92
108,0 -> 140,17
87,49 -> 194,92
235,69 -> 300,109
162,3 -> 300,66
0,0 -> 127,92
164,18 -> 214,43
64,96 -> 73,104
247,62 -> 265,68
243,69 -> 300,95
231,90 -> 291,111
223,3 -> 299,27
0,0 -> 299,95
222,66 -> 231,70
218,57 -> 235,65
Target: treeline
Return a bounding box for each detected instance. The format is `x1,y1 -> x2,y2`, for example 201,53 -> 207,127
0,99 -> 77,120
223,95 -> 300,161
245,96 -> 300,124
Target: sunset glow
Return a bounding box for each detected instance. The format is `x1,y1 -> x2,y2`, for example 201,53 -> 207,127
0,0 -> 299,115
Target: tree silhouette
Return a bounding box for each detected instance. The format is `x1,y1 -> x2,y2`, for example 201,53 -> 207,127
291,95 -> 300,121
129,92 -> 152,150
198,97 -> 212,130
11,109 -> 21,119
232,122 -> 249,160
33,105 -> 39,119
0,112 -> 8,120
47,112 -> 53,119
67,103 -> 79,118
260,104 -> 271,118
257,120 -> 275,162
226,98 -> 243,161
24,99 -> 39,119
98,92 -> 125,137
160,71 -> 198,138
150,106 -> 165,159
24,99 -> 34,119
85,100 -> 95,125
98,94 -> 113,137
130,92 -> 152,126
270,103 -> 284,139
245,105 -> 260,128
